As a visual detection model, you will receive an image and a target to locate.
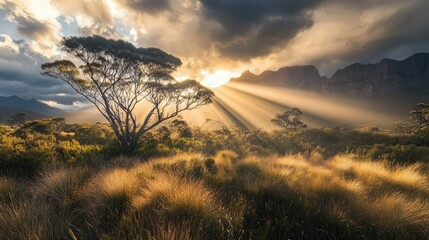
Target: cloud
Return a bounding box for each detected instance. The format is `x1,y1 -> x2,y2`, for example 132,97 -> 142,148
0,34 -> 85,105
50,0 -> 116,37
199,0 -> 324,60
1,0 -> 429,105
0,0 -> 61,57
218,15 -> 313,59
269,0 -> 429,76
0,34 -> 19,53
39,100 -> 92,111
116,0 -> 170,14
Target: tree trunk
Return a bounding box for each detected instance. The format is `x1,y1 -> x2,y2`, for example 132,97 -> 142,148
121,138 -> 139,153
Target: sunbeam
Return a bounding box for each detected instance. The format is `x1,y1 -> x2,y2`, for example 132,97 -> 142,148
69,82 -> 400,130
214,82 -> 398,128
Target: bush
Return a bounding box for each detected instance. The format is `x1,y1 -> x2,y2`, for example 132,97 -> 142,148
358,144 -> 429,163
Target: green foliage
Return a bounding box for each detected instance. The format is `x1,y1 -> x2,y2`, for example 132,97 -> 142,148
272,108 -> 307,132
0,120 -> 104,178
2,117 -> 429,238
358,144 -> 429,163
3,118 -> 429,179
56,140 -> 101,163
170,119 -> 193,138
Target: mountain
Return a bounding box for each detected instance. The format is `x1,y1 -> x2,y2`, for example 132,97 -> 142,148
0,95 -> 65,121
228,53 -> 429,99
330,53 -> 429,97
235,65 -> 328,91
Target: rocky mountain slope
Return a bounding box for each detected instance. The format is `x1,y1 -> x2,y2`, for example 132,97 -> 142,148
229,53 -> 429,99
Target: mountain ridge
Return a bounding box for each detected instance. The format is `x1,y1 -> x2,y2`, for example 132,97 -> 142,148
228,52 -> 429,98
0,95 -> 65,121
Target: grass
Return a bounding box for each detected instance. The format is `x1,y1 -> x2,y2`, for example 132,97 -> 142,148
0,152 -> 429,239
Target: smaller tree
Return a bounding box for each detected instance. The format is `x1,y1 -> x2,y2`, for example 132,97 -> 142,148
170,118 -> 192,138
410,103 -> 429,131
271,108 -> 307,132
8,113 -> 27,126
391,121 -> 412,134
392,103 -> 429,134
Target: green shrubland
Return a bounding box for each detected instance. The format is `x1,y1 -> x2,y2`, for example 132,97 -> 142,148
1,119 -> 429,239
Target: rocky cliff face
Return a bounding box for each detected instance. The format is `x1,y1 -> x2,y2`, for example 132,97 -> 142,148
330,53 -> 429,96
231,65 -> 327,91
228,53 -> 429,99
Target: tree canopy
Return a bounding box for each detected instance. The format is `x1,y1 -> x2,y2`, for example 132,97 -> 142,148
41,35 -> 214,151
271,108 -> 307,132
409,103 -> 429,132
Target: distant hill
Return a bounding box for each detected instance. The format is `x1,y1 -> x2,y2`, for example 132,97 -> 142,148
0,95 -> 65,122
228,53 -> 429,101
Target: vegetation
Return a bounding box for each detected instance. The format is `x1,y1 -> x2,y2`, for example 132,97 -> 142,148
1,110 -> 429,239
271,107 -> 307,132
410,103 -> 429,132
1,151 -> 429,239
41,35 -> 213,151
8,113 -> 27,126
392,103 -> 429,134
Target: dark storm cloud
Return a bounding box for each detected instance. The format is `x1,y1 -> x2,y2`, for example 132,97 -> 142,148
116,0 -> 170,14
308,0 -> 429,75
220,15 -> 313,59
0,39 -> 83,105
354,1 -> 429,62
200,0 -> 324,60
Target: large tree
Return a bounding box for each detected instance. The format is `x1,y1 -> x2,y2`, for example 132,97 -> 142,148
41,35 -> 214,151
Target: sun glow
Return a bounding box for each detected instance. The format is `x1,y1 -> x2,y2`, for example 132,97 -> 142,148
201,70 -> 240,88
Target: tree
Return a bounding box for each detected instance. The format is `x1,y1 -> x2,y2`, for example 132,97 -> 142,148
41,35 -> 214,151
171,118 -> 192,138
8,113 -> 27,126
409,103 -> 429,132
271,108 -> 307,132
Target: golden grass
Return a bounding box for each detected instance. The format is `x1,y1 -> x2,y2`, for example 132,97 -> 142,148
0,177 -> 23,202
0,202 -> 64,239
83,168 -> 141,232
364,193 -> 429,232
117,173 -> 225,239
33,168 -> 92,207
1,152 -> 429,239
132,174 -> 218,211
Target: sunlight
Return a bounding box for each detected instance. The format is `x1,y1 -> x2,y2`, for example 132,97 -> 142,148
201,70 -> 240,88
221,82 -> 398,128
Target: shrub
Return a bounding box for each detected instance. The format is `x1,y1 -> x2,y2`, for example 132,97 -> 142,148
359,144 -> 429,163
56,140 -> 101,163
119,174 -> 227,239
83,169 -> 139,235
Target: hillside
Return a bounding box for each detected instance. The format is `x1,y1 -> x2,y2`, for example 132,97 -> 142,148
228,53 -> 429,101
0,103 -> 47,122
0,96 -> 65,121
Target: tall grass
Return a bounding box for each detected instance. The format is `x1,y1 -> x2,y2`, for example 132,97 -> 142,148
0,177 -> 24,202
0,153 -> 428,239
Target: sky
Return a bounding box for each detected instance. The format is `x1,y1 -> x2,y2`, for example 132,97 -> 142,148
1,0 -> 429,109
